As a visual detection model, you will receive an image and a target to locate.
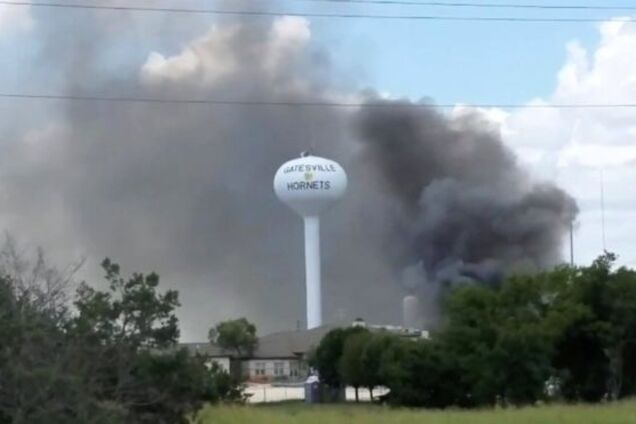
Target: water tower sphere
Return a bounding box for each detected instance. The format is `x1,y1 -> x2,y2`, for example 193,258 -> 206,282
274,155 -> 348,217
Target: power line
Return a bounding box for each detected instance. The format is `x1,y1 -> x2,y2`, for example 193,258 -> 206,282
2,92 -> 636,109
297,0 -> 636,12
1,1 -> 635,23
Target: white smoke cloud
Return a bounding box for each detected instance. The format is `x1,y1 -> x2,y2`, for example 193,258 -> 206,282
264,16 -> 311,73
141,24 -> 242,87
141,17 -> 312,89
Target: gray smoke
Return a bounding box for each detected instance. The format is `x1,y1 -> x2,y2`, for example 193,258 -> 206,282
0,11 -> 577,338
353,102 -> 578,325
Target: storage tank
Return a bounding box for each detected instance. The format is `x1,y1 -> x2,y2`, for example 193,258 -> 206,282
403,295 -> 421,329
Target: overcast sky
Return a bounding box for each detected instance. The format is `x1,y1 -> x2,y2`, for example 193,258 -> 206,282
1,1 -> 635,338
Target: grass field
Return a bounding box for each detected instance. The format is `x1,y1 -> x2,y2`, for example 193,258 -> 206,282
197,400 -> 636,424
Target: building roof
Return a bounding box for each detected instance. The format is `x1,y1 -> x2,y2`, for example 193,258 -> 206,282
252,323 -> 338,359
180,342 -> 228,357
181,323 -> 340,360
181,320 -> 428,360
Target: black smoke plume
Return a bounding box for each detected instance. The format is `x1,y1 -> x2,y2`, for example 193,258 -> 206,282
351,102 -> 578,325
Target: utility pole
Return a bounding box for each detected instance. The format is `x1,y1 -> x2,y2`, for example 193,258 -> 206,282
600,169 -> 607,252
570,218 -> 575,267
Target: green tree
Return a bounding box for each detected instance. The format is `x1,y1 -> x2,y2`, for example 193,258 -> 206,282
339,331 -> 372,402
621,342 -> 636,396
128,350 -> 244,422
68,258 -> 229,423
603,264 -> 636,399
0,275 -> 125,423
381,337 -> 469,408
209,318 -> 257,357
0,243 -> 243,424
310,326 -> 367,391
0,245 -> 116,424
73,258 -> 180,348
376,336 -> 411,402
359,332 -> 399,401
554,253 -> 636,401
436,267 -> 584,407
309,254 -> 636,409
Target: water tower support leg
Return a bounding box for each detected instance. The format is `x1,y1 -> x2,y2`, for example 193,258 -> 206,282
304,216 -> 322,329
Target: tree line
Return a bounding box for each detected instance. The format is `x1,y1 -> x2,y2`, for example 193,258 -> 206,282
0,239 -> 242,424
311,253 -> 636,407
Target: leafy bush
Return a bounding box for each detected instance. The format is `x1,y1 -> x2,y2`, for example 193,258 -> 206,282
0,255 -> 243,424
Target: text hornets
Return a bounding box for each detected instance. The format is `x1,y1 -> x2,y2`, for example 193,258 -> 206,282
284,163 -> 336,191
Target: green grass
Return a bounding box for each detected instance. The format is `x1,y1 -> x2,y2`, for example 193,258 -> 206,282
197,400 -> 636,424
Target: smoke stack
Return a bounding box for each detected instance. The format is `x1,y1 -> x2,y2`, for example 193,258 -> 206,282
403,295 -> 421,329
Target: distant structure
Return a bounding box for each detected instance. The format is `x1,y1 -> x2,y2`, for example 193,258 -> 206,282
274,154 -> 347,329
182,319 -> 427,383
402,295 -> 420,329
401,262 -> 425,330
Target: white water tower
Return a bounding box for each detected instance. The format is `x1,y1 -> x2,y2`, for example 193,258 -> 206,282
274,153 -> 347,329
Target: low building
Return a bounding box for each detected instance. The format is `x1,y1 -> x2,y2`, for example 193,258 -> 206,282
182,324 -> 335,382
182,320 -> 428,383
239,324 -> 336,382
179,342 -> 235,375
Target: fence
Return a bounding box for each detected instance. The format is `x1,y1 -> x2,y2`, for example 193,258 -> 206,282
244,384 -> 389,404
